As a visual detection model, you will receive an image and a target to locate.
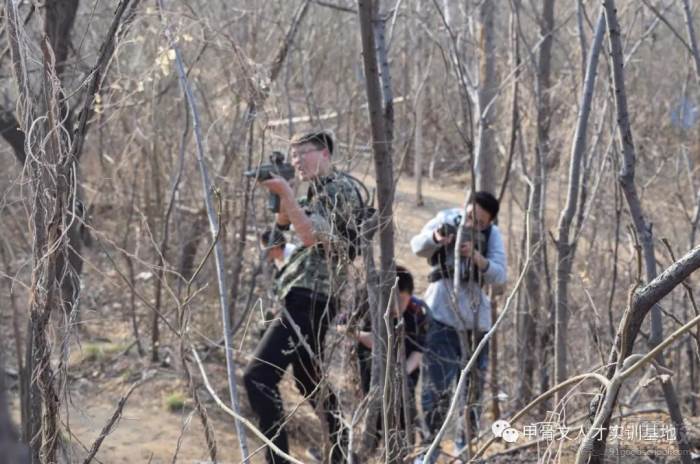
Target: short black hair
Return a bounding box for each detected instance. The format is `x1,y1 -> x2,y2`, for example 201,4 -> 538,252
291,130 -> 334,156
474,191 -> 499,219
261,228 -> 285,248
396,265 -> 414,294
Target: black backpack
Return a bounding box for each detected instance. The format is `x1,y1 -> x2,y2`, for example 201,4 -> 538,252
312,172 -> 376,261
339,173 -> 376,260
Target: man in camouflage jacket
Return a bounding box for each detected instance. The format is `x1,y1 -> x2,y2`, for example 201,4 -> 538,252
244,131 -> 361,464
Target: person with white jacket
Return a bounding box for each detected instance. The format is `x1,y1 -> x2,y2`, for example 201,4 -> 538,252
410,191 -> 507,458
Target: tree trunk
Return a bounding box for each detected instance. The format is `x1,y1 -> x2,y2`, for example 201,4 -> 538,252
488,291 -> 500,419
0,352 -> 29,463
498,0 -> 521,203
358,0 -> 398,461
414,82 -> 424,206
5,1 -> 133,459
538,0 -> 556,406
19,34 -> 74,464
227,123 -> 254,326
45,0 -> 79,77
554,9 -> 605,403
474,0 -> 497,192
519,0 -> 555,411
413,3 -> 425,206
147,144 -> 164,362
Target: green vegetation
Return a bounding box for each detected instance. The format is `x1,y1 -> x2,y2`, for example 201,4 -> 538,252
164,392 -> 186,412
79,342 -> 127,363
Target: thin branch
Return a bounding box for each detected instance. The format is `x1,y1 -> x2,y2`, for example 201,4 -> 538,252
82,377 -> 149,464
620,310 -> 700,380
155,0 -> 249,457
639,0 -> 694,55
70,0 -> 135,162
313,0 -> 356,13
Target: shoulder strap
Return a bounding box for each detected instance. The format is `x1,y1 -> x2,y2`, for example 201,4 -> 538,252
338,172 -> 370,211
482,224 -> 492,257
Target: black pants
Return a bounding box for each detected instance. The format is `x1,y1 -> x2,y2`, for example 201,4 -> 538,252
243,288 -> 345,464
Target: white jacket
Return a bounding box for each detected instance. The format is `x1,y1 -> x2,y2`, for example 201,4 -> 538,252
410,208 -> 507,331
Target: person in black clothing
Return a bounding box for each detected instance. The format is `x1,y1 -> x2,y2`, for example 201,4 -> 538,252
339,265 -> 428,430
244,131 -> 362,464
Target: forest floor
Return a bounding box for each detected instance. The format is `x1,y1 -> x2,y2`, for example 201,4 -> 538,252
6,168 -> 697,463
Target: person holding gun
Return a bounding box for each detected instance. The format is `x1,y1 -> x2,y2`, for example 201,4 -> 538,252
410,191 -> 507,461
243,131 -> 363,464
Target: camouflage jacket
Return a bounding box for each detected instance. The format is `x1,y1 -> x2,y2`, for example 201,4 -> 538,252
274,171 -> 364,300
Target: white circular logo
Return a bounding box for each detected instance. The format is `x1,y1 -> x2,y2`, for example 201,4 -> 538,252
491,419 -> 510,438
502,427 -> 520,443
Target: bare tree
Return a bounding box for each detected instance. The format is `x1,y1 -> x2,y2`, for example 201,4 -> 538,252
518,0 -> 556,410
358,0 -> 399,460
553,9 -> 605,402
412,0 -> 426,206
577,246 -> 700,464
584,1 -> 692,461
474,0 -> 498,193
5,1 -> 136,460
